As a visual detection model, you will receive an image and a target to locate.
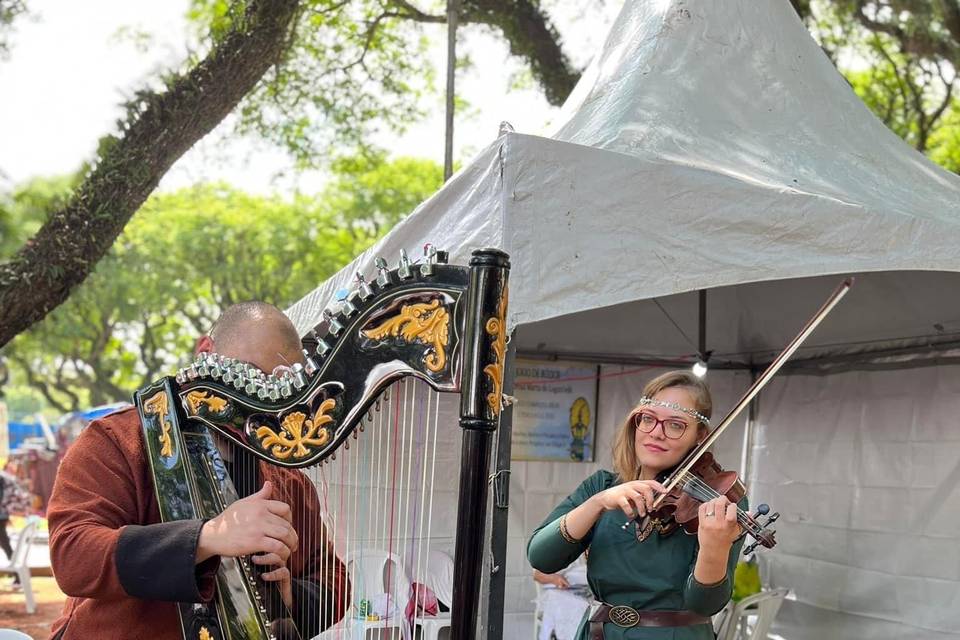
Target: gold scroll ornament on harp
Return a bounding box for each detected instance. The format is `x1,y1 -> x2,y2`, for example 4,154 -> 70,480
255,398 -> 336,460
361,299 -> 450,372
483,286 -> 508,416
184,390 -> 229,415
143,391 -> 174,458
198,627 -> 212,640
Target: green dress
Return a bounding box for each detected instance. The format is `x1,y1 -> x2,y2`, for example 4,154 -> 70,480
527,470 -> 746,640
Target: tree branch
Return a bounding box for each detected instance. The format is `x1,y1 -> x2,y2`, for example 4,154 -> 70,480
0,0 -> 302,348
857,0 -> 958,63
928,60 -> 955,131
462,0 -> 579,106
391,0 -> 446,23
8,353 -> 74,413
389,0 -> 580,106
939,0 -> 960,43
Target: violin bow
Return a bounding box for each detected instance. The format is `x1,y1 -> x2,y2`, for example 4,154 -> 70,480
651,277 -> 854,509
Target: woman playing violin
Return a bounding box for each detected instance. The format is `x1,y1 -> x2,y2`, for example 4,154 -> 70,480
527,370 -> 747,639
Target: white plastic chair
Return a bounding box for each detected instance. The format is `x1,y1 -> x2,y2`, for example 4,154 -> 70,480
414,550 -> 453,640
0,630 -> 33,639
533,582 -> 545,640
0,517 -> 40,614
716,588 -> 789,640
323,549 -> 412,640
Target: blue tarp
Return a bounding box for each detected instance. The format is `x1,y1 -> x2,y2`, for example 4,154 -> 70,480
6,421 -> 45,449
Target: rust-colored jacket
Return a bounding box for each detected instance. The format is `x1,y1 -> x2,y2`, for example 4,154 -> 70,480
48,407 -> 348,640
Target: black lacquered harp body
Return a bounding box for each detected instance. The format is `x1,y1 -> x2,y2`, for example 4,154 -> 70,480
133,248 -> 510,640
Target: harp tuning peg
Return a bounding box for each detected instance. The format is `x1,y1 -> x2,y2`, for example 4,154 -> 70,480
420,243 -> 437,276
356,271 -> 375,300
398,249 -> 413,280
376,257 -> 393,287
341,294 -> 359,317
322,307 -> 344,338
291,363 -> 307,390
316,338 -> 332,358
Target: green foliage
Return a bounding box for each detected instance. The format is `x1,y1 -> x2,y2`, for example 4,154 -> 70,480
0,175 -> 76,259
0,0 -> 27,58
732,559 -> 762,602
808,2 -> 960,167
326,154 -> 444,233
0,155 -> 442,412
928,107 -> 960,173
188,0 -> 435,167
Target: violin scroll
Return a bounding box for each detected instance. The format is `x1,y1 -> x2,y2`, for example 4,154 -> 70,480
743,504 -> 780,555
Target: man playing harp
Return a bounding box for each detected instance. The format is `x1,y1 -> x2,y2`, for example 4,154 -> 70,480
46,302 -> 349,640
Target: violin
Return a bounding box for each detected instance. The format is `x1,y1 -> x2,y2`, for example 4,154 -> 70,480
631,452 -> 778,555
626,277 -> 854,555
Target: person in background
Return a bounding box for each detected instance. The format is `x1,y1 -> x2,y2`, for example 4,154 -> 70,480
0,470 -> 31,560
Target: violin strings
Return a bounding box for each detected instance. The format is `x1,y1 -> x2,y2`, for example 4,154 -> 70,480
675,471 -> 764,536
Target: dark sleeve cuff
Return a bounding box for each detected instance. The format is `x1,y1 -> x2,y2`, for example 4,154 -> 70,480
116,520 -> 220,602
684,572 -> 733,616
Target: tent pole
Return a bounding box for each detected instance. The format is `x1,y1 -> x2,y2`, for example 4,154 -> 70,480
740,366 -> 760,486
698,289 -> 707,361
444,0 -> 458,181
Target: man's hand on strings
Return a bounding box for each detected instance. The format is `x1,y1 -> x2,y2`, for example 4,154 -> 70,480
253,550 -> 294,608
196,480 -> 299,564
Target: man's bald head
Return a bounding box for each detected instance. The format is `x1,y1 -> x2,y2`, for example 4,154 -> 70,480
198,301 -> 305,374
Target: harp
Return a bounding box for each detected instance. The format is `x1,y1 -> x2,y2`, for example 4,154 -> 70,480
133,248 -> 510,640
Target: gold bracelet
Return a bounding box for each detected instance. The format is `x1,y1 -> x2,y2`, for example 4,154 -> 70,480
559,514 -> 580,544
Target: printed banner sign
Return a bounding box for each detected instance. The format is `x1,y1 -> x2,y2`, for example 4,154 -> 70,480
512,359 -> 598,462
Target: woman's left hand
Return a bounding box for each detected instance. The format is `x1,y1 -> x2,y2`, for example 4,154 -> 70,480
697,496 -> 741,551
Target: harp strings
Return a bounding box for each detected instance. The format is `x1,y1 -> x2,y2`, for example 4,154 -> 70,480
306,378 -> 443,640
211,376 -> 445,639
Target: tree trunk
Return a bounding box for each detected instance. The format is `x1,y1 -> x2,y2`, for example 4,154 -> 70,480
0,0 -> 301,348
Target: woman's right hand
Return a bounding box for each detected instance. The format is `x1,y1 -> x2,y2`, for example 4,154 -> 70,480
592,480 -> 667,519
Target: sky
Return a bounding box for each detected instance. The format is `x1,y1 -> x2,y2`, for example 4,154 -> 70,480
0,1 -> 619,194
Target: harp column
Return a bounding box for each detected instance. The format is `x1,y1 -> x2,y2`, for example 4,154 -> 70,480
451,248 -> 510,640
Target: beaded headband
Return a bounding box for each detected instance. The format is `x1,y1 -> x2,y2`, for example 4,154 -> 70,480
636,396 -> 711,426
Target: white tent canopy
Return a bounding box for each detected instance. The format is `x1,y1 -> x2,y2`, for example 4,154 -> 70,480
289,1 -> 960,638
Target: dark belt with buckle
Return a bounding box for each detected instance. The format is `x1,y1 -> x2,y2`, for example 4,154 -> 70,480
588,604 -> 711,639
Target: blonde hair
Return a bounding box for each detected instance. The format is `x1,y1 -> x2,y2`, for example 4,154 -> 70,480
611,370 -> 713,481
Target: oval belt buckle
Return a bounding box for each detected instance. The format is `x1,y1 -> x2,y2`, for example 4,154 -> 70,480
608,605 -> 640,628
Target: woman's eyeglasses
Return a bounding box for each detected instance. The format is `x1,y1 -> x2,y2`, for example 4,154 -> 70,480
631,411 -> 690,440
